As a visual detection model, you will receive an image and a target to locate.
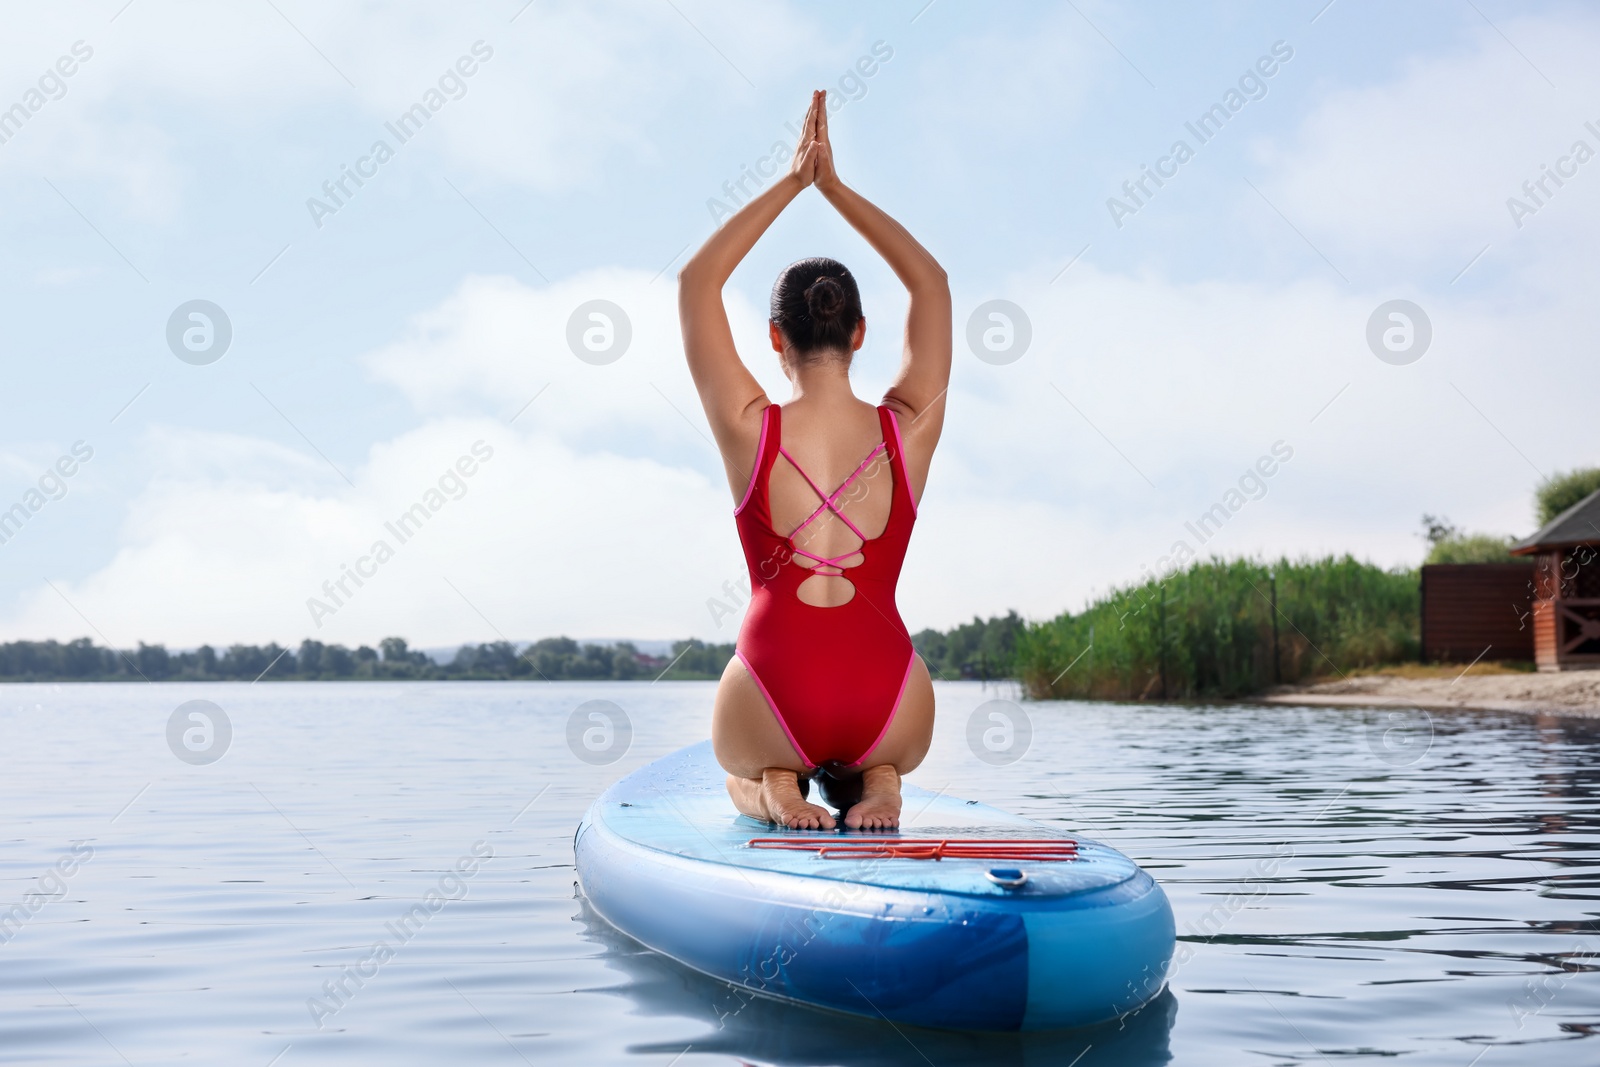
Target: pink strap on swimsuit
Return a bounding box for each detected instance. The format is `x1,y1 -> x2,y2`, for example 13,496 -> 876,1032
733,403 -> 918,770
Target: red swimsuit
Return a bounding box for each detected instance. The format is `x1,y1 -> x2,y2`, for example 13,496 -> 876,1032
733,403 -> 918,770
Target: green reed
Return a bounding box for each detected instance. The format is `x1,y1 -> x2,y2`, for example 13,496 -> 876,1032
1015,555 -> 1419,701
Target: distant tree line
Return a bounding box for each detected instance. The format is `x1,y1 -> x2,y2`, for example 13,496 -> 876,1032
0,636 -> 738,683
0,620 -> 1029,684
912,611 -> 1025,680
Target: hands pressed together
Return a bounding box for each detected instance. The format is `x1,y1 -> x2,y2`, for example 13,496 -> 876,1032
788,89 -> 840,194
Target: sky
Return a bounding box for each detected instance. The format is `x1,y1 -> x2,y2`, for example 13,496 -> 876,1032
0,0 -> 1595,651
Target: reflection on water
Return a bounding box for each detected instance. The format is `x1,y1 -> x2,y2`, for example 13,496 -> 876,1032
574,894 -> 1177,1067
0,682 -> 1597,1065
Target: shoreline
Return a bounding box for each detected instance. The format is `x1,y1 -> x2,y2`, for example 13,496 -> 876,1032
1258,670 -> 1600,720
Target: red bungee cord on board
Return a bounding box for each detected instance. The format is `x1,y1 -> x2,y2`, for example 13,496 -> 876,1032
746,837 -> 1079,861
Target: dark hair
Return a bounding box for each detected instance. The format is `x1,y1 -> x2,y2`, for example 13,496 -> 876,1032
769,257 -> 863,361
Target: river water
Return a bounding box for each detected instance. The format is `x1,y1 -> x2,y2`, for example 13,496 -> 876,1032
1,680 -> 1596,1065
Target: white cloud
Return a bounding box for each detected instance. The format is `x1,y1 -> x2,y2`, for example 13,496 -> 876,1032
35,263 -> 103,285
0,0 -> 832,205
1250,10 -> 1600,272
359,268 -> 789,456
3,416 -> 745,648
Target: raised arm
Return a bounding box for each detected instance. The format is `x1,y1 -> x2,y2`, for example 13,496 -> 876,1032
812,100 -> 952,451
678,93 -> 825,498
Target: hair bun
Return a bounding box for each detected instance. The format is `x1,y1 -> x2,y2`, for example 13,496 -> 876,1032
770,257 -> 861,361
804,276 -> 846,320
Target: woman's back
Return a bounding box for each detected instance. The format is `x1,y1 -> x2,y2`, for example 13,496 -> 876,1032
766,394 -> 895,607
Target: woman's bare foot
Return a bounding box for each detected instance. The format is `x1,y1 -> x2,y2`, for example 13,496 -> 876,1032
725,771 -> 835,829
844,764 -> 901,830
762,768 -> 835,830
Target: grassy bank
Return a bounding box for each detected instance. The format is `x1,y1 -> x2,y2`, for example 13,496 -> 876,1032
1016,555 -> 1419,701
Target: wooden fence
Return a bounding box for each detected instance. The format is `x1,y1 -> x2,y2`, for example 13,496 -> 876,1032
1420,563 -> 1535,663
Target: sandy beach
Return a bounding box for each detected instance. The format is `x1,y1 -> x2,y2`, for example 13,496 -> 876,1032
1261,668 -> 1600,718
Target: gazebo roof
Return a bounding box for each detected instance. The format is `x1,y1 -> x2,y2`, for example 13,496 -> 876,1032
1511,488 -> 1600,555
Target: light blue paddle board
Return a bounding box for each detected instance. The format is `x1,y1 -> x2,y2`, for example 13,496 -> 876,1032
574,741 -> 1175,1031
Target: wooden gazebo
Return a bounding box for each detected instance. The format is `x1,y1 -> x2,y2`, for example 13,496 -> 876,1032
1511,489 -> 1600,671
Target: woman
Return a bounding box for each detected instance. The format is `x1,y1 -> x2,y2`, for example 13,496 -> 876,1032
678,90 -> 951,831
